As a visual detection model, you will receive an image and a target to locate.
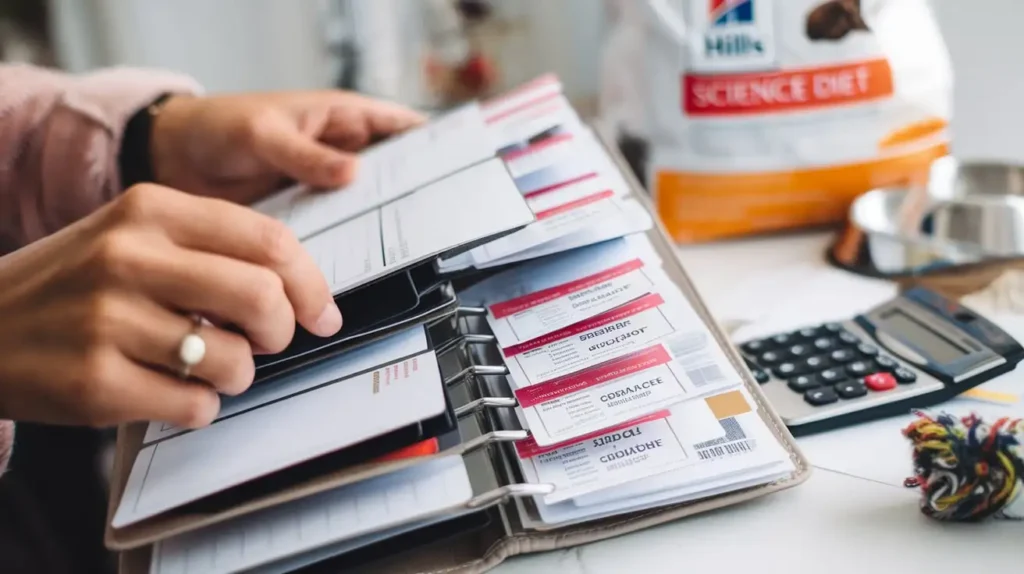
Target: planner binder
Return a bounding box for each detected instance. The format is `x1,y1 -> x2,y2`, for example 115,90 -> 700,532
106,119 -> 811,574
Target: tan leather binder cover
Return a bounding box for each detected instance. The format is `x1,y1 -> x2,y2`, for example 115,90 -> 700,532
107,124 -> 812,574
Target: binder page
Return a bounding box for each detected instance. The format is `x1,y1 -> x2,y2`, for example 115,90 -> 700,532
477,236 -> 664,349
141,326 -> 429,444
469,197 -> 653,270
500,288 -> 705,389
514,395 -> 725,505
150,455 -> 473,574
519,389 -> 795,526
304,157 -> 534,295
515,333 -> 741,447
250,102 -> 498,240
112,351 -> 447,528
378,157 -> 534,269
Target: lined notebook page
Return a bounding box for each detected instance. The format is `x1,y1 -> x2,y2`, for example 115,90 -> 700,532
150,455 -> 473,574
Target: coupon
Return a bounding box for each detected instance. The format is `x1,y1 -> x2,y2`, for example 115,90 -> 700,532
514,333 -> 741,446
485,254 -> 665,349
516,400 -> 725,504
502,290 -> 703,388
503,132 -> 579,179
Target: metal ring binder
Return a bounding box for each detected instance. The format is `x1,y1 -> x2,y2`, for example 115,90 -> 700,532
455,397 -> 518,418
436,333 -> 498,357
444,364 -> 510,387
456,305 -> 488,317
466,483 -> 556,509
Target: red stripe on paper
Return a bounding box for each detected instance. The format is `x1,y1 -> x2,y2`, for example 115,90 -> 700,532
501,292 -> 666,357
500,132 -> 574,161
515,345 -> 673,408
485,91 -> 562,124
523,172 -> 600,200
514,409 -> 671,459
535,189 -> 613,220
489,259 -> 645,319
482,73 -> 560,110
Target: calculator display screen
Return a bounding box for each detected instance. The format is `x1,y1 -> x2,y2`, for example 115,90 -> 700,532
880,309 -> 969,364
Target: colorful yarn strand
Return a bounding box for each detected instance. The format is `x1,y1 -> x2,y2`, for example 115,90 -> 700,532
902,410 -> 1024,521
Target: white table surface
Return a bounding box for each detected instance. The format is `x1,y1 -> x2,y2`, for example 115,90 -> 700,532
493,230 -> 1024,574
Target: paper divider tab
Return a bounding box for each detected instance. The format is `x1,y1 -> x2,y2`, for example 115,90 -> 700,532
514,410 -> 671,459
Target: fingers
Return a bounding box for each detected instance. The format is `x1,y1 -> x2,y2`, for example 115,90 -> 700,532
99,353 -> 221,429
321,94 -> 427,148
251,112 -> 361,188
114,186 -> 341,340
114,295 -> 255,396
132,244 -> 300,355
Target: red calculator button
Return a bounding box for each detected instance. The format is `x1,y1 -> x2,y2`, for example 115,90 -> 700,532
863,372 -> 897,391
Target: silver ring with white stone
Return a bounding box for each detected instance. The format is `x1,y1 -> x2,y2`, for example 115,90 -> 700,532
177,314 -> 206,379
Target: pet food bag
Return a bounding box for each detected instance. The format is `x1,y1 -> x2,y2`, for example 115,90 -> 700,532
642,0 -> 953,242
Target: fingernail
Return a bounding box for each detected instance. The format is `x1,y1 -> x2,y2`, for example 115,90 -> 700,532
315,302 -> 343,336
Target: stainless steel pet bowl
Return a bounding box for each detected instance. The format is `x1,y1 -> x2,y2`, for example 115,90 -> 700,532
830,157 -> 1024,277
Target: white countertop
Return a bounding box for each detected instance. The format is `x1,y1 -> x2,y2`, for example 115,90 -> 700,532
494,230 -> 1024,574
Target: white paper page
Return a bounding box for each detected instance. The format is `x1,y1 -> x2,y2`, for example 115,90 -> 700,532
469,196 -> 626,266
248,510 -> 468,574
503,133 -> 580,179
481,74 -> 564,125
150,455 -> 473,574
472,198 -> 653,269
113,351 -> 446,528
250,102 -> 497,240
456,233 -> 660,306
572,388 -> 792,506
379,157 -> 534,270
501,288 -> 705,389
141,326 -> 429,444
486,262 -> 668,350
517,332 -> 743,447
301,209 -> 385,294
491,106 -> 582,157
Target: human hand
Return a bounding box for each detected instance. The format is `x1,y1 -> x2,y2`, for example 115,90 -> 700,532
0,184 -> 340,429
149,91 -> 426,205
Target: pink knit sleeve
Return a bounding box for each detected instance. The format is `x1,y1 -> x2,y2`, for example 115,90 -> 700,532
0,63 -> 202,255
0,64 -> 202,476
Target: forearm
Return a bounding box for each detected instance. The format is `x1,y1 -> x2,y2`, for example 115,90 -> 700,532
0,64 -> 201,255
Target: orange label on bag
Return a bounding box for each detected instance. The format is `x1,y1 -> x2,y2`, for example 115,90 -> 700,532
683,58 -> 894,116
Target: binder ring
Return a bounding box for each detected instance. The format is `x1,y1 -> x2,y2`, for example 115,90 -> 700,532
436,333 -> 497,357
444,365 -> 510,387
466,483 -> 557,509
456,306 -> 488,317
455,397 -> 518,418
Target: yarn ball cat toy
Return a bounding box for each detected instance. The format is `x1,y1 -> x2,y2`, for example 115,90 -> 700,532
902,411 -> 1024,521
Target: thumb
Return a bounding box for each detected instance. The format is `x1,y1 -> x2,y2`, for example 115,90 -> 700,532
251,114 -> 360,188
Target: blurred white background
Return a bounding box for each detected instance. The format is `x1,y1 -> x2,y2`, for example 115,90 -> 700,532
38,0 -> 1024,163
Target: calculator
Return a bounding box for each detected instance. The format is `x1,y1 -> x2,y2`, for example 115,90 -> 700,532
736,287 -> 1024,436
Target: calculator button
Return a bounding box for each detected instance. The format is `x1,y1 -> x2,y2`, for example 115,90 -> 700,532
875,356 -> 899,371
759,351 -> 785,365
857,343 -> 879,357
803,355 -> 831,371
837,331 -> 860,346
751,369 -> 771,384
830,349 -> 856,364
795,327 -> 820,340
863,372 -> 897,392
772,362 -> 806,378
770,334 -> 793,347
813,337 -> 835,351
787,375 -> 820,392
804,387 -> 839,406
845,361 -> 873,378
893,368 -> 917,384
788,344 -> 811,358
818,368 -> 844,384
823,322 -> 844,333
741,340 -> 769,355
835,380 -> 868,399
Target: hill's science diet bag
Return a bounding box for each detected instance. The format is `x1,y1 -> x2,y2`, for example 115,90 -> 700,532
642,0 -> 952,242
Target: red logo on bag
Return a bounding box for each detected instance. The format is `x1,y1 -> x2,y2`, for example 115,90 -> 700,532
710,0 -> 754,26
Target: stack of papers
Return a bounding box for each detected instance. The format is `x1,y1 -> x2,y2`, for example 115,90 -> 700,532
103,74 -> 800,574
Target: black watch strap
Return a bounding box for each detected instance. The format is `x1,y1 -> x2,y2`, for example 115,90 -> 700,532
118,92 -> 174,190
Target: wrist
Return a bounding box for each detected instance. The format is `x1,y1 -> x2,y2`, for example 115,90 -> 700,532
118,93 -> 193,190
